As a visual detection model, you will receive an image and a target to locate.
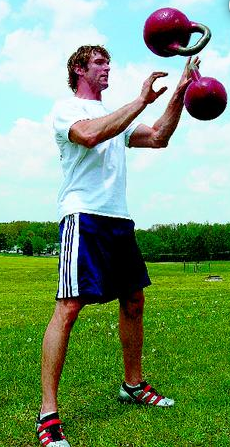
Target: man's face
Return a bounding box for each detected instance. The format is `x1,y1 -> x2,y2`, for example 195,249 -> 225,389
83,51 -> 110,92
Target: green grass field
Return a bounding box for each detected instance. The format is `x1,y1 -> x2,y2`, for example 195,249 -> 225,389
0,255 -> 229,447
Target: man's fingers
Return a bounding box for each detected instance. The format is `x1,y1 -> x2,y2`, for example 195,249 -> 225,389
193,55 -> 200,64
187,55 -> 201,68
186,56 -> 192,67
148,71 -> 168,83
195,57 -> 201,68
156,86 -> 168,97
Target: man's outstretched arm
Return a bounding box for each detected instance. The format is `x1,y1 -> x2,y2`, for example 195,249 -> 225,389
129,56 -> 200,149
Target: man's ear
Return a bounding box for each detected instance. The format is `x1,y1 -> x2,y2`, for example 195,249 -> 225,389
74,65 -> 85,75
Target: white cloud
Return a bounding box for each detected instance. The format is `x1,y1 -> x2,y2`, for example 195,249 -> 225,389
186,120 -> 230,156
0,114 -> 59,183
22,0 -> 106,24
128,0 -> 156,10
187,166 -> 230,193
129,0 -> 212,11
0,0 -> 107,98
0,114 -> 61,221
142,192 -> 175,212
200,49 -> 230,84
0,0 -> 10,22
130,149 -> 163,172
169,0 -> 212,7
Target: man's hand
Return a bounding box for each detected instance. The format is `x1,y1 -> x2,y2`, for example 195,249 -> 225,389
140,72 -> 168,105
176,55 -> 201,96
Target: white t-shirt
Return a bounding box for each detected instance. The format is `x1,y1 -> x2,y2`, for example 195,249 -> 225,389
53,97 -> 139,222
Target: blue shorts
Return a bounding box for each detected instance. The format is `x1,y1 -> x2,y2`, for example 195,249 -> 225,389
56,213 -> 151,303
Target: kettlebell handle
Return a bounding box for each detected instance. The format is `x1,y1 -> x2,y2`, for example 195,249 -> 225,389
168,22 -> 211,56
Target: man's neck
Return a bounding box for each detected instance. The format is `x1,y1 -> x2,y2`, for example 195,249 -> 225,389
75,83 -> 102,101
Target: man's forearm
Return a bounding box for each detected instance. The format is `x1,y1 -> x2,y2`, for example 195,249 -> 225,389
70,96 -> 147,148
151,89 -> 185,144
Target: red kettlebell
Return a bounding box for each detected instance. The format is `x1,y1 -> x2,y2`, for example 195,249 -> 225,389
143,7 -> 211,57
184,63 -> 227,120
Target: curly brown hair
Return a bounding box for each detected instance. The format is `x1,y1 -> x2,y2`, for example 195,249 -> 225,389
67,45 -> 111,93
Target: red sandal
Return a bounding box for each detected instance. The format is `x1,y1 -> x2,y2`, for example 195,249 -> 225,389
118,381 -> 174,407
36,412 -> 70,446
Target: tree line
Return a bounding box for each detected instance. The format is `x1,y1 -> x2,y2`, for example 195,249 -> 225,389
136,222 -> 230,262
1,220 -> 230,260
0,221 -> 59,255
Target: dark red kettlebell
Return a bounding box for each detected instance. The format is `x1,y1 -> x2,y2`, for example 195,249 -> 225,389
184,63 -> 227,120
143,7 -> 211,57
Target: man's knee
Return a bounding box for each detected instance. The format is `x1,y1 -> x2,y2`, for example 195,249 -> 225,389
120,290 -> 145,319
54,298 -> 84,328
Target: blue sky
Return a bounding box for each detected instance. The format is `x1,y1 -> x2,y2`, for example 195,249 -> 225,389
0,0 -> 229,229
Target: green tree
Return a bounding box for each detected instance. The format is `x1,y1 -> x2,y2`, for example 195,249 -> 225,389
135,229 -> 164,262
32,236 -> 46,255
22,238 -> 33,256
43,222 -> 59,244
0,233 -> 8,250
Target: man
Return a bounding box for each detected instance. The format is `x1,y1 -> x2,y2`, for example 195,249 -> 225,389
36,45 -> 200,447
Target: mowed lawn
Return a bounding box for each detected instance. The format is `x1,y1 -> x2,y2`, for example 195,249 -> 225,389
0,255 -> 229,447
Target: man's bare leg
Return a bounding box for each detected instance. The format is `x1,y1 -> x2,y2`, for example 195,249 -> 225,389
119,290 -> 145,386
41,298 -> 84,413
119,290 -> 174,407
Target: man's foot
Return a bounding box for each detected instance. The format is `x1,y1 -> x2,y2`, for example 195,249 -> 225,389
118,381 -> 174,407
36,412 -> 70,446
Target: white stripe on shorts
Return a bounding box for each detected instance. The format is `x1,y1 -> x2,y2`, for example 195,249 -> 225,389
57,214 -> 80,299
